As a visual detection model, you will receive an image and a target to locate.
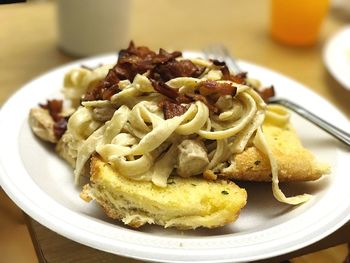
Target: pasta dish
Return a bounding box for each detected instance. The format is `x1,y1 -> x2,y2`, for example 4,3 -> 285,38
59,42 -> 310,205
29,43 -> 331,229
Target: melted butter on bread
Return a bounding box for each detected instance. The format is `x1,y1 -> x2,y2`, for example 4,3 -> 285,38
81,156 -> 247,229
221,123 -> 330,182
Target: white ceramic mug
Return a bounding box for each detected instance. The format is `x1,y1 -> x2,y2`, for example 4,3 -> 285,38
57,0 -> 131,57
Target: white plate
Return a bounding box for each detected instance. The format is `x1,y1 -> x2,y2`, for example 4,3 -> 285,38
323,26 -> 350,90
1,52 -> 350,263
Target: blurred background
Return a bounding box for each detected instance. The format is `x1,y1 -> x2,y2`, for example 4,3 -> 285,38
1,0 -> 350,262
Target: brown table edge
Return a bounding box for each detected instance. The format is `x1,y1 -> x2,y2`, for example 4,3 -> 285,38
24,213 -> 47,263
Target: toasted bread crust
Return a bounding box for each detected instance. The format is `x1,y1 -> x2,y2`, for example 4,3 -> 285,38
220,124 -> 330,182
82,156 -> 247,229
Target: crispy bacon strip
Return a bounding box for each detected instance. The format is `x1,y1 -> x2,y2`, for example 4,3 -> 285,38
40,99 -> 63,122
185,93 -> 219,113
39,99 -> 68,139
151,59 -> 205,82
151,80 -> 179,101
159,100 -> 188,119
198,80 -> 237,97
151,80 -> 218,113
84,42 -> 158,101
211,60 -> 226,67
84,42 -> 199,101
212,59 -> 275,102
82,43 -> 256,116
212,59 -> 247,84
230,72 -> 247,84
152,48 -> 182,64
258,85 -> 275,102
53,118 -> 69,139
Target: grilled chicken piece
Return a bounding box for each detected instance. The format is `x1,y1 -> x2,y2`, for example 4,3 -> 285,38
29,108 -> 57,143
177,139 -> 209,177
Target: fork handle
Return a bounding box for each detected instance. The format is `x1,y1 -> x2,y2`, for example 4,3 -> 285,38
271,99 -> 350,147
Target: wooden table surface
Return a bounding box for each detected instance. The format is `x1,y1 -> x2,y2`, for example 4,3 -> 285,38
1,1 -> 350,263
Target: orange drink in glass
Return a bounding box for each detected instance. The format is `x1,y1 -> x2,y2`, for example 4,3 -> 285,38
270,0 -> 330,46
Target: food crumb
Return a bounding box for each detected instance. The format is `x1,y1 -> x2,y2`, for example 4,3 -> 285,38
203,170 -> 217,180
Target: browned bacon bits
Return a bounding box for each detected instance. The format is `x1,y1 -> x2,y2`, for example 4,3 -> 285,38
159,100 -> 188,120
83,42 -> 206,101
151,59 -> 205,82
40,99 -> 68,139
53,118 -> 69,139
82,42 -> 271,118
257,85 -> 275,102
40,99 -> 63,122
197,80 -> 237,97
151,80 -> 181,102
84,42 -> 184,101
212,59 -> 247,84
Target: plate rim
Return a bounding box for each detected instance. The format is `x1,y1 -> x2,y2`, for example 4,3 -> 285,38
323,26 -> 350,90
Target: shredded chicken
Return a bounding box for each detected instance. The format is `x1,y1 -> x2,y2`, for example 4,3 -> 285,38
177,140 -> 209,177
29,108 -> 57,143
55,131 -> 77,167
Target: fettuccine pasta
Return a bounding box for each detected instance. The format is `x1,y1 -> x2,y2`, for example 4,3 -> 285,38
62,50 -> 309,205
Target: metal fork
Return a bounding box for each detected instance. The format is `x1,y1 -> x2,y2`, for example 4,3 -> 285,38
203,44 -> 350,147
